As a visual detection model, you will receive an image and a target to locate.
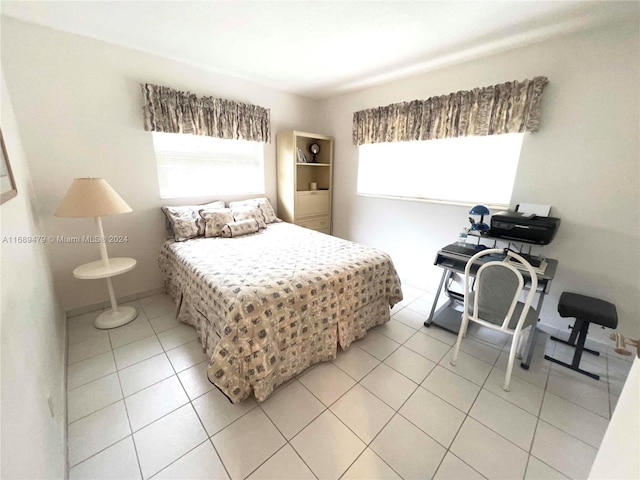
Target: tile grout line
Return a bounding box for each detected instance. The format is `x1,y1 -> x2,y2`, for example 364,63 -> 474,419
123,299 -> 211,478
293,365 -> 405,478
546,365 -> 611,419
420,325 -> 554,478
119,302 -> 154,480
67,313 -> 111,472
252,402 -> 320,480
605,352 -> 614,419
114,351 -> 144,480
134,307 -> 212,479
66,294 -> 622,480
335,327 -> 548,478
66,300 -> 175,476
429,355 -> 489,479
67,338 -> 198,426
175,350 -> 236,480
333,386 -> 412,480
334,331 -> 462,479
390,293 -> 617,478
67,309 -> 173,368
336,413 -> 403,480
66,354 -> 117,392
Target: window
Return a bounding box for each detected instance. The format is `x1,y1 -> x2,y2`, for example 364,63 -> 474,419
152,132 -> 265,199
357,133 -> 524,207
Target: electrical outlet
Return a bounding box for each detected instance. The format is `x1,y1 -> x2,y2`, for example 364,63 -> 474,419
46,393 -> 55,418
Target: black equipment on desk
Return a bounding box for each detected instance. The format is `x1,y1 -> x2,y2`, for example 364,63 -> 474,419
490,211 -> 560,245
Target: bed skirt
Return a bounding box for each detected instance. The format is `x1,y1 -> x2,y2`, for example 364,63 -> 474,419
166,276 -> 393,402
159,223 -> 402,403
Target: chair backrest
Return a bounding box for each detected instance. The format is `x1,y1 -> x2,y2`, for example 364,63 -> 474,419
464,248 -> 538,333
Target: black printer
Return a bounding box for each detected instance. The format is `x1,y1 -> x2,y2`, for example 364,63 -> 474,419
490,211 -> 561,245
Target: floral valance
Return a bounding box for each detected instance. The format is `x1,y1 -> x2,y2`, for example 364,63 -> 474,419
142,83 -> 271,143
352,76 -> 548,145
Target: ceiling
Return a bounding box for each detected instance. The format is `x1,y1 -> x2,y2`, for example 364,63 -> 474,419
2,1 -> 638,99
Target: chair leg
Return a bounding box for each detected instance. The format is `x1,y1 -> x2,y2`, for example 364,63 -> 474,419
571,322 -> 590,369
567,319 -> 582,344
459,312 -> 469,339
503,333 -> 519,392
544,321 -> 600,380
549,319 -> 600,356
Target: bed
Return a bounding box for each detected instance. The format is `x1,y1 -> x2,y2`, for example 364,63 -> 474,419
158,221 -> 403,403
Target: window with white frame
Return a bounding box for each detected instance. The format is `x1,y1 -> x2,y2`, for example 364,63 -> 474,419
152,132 -> 265,199
357,133 -> 524,207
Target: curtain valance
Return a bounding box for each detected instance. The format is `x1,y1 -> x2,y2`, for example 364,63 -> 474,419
352,76 -> 548,145
142,83 -> 271,143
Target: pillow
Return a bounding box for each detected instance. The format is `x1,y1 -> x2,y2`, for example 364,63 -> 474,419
228,198 -> 278,224
199,208 -> 234,238
162,200 -> 225,241
230,205 -> 267,229
221,219 -> 260,238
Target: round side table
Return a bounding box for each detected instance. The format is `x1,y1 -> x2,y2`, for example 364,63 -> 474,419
73,257 -> 138,329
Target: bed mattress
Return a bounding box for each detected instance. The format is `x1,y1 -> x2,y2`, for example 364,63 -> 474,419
158,222 -> 403,403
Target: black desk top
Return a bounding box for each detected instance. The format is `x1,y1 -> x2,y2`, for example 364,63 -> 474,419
436,243 -> 558,282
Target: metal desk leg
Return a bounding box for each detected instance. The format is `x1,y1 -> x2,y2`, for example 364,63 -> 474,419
424,269 -> 449,327
521,324 -> 538,369
521,290 -> 546,369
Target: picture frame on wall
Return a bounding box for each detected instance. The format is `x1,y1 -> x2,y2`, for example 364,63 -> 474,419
0,128 -> 17,205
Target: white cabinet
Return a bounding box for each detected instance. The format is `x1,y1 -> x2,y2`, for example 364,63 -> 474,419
276,131 -> 333,234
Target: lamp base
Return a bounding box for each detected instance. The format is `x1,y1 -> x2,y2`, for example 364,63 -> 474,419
94,306 -> 137,329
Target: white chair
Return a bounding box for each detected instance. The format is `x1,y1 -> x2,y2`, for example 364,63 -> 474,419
450,248 -> 538,391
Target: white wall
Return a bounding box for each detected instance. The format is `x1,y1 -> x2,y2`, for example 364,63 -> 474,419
0,70 -> 66,478
2,15 -> 638,342
1,10 -> 636,477
1,16 -> 319,312
590,356 -> 639,479
317,19 -> 640,340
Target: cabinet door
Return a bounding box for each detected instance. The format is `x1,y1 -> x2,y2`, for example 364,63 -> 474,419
296,215 -> 331,232
296,191 -> 330,218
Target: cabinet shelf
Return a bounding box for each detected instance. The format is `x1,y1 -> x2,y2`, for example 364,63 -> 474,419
296,163 -> 330,167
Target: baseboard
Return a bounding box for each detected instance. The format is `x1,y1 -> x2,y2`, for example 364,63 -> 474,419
61,303 -> 69,479
538,320 -> 629,359
65,286 -> 166,318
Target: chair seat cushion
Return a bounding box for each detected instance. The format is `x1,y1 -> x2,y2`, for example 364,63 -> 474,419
468,292 -> 538,330
558,292 -> 618,328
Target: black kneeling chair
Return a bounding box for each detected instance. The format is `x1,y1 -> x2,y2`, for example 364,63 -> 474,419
545,292 -> 618,380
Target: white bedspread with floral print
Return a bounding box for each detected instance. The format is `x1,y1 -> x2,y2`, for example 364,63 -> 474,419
158,222 -> 403,403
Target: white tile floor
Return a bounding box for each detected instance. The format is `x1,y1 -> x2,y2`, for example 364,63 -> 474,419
66,287 -> 633,480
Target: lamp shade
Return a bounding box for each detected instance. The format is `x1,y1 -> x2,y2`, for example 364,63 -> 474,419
55,178 -> 132,218
469,205 -> 490,216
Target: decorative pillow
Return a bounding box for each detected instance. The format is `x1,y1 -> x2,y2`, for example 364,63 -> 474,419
199,208 -> 234,238
221,219 -> 260,238
162,200 -> 225,241
230,205 -> 267,229
228,198 -> 278,224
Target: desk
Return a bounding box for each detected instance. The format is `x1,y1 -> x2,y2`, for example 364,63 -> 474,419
424,243 -> 558,369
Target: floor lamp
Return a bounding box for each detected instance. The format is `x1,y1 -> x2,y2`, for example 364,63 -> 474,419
56,178 -> 138,329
